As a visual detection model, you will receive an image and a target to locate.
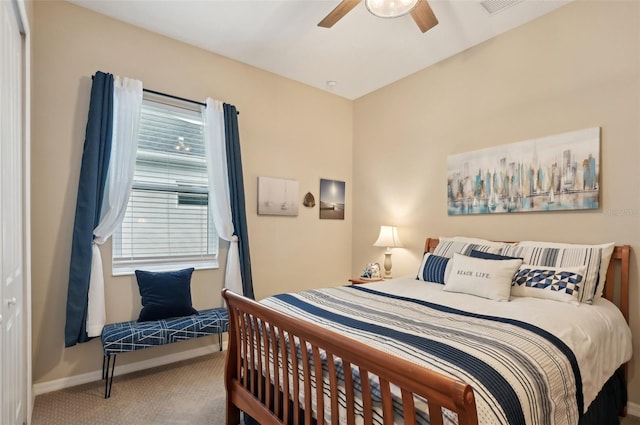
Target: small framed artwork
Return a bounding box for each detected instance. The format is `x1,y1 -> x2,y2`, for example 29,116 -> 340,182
319,178 -> 345,220
257,176 -> 299,216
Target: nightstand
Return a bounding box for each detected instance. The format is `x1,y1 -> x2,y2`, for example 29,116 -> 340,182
349,277 -> 384,285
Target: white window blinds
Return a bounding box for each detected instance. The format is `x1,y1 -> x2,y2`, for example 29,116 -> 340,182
112,98 -> 218,273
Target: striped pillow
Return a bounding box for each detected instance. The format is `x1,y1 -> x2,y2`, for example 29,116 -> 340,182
433,236 -> 508,259
417,253 -> 451,284
502,241 -> 614,304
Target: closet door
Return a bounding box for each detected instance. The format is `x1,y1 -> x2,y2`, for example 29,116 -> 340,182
0,0 -> 25,423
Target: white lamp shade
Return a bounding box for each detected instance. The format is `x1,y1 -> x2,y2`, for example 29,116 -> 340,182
373,225 -> 403,248
365,0 -> 420,18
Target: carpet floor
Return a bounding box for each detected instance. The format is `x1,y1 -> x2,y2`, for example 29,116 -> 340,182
32,351 -> 228,425
30,350 -> 640,425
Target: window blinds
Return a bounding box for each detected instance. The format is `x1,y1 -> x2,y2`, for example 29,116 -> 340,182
113,100 -> 218,267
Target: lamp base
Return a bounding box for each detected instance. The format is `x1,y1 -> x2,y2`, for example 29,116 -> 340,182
383,251 -> 392,279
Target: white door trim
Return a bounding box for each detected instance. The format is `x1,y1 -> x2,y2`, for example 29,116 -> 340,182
16,0 -> 32,423
9,0 -> 32,423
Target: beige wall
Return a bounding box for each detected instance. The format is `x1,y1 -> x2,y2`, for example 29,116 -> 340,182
31,0 -> 640,408
353,0 -> 640,405
31,1 -> 352,384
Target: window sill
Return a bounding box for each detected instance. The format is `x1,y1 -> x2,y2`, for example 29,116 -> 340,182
112,258 -> 219,276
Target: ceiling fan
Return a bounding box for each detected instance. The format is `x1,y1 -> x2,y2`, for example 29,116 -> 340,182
318,0 -> 439,33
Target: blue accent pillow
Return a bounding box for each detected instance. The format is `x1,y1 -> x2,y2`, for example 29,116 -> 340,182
511,264 -> 585,304
469,250 -> 522,261
416,253 -> 450,284
135,268 -> 198,322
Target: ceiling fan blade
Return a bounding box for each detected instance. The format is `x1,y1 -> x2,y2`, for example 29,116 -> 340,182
411,0 -> 439,33
318,0 -> 362,28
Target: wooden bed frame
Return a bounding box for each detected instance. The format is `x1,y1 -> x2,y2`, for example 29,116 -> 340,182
223,238 -> 631,425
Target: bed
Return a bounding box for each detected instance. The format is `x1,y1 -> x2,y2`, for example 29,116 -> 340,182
223,237 -> 632,425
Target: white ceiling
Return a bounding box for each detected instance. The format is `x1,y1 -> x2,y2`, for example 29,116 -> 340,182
68,0 -> 573,100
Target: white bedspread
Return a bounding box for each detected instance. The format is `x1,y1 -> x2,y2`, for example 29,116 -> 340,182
362,276 -> 632,412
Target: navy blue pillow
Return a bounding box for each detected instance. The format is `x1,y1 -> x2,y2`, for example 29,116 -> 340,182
135,268 -> 198,322
469,250 -> 522,261
417,253 -> 450,284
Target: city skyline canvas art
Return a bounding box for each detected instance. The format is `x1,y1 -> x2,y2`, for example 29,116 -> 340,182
447,127 -> 600,215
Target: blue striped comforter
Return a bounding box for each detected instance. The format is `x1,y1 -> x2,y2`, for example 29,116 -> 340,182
261,284 -> 582,425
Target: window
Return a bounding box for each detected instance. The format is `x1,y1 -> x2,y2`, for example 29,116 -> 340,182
112,95 -> 218,274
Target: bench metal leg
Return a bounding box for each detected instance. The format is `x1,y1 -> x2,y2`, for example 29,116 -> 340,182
103,354 -> 117,399
218,332 -> 223,351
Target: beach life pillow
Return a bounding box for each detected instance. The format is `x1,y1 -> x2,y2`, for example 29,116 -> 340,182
511,264 -> 586,305
135,268 -> 199,322
443,253 -> 523,301
502,241 -> 614,304
416,252 -> 451,284
433,236 -> 509,259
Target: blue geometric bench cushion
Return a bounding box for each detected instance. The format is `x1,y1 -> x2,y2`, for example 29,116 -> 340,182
101,307 -> 229,356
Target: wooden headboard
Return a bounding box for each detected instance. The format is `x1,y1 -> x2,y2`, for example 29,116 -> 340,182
424,238 -> 631,324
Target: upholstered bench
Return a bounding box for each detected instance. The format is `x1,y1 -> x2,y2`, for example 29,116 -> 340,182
100,307 -> 229,398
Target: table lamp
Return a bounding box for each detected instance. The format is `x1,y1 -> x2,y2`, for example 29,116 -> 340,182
373,225 -> 403,279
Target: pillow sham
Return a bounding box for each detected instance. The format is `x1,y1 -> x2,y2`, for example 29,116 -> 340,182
135,268 -> 198,322
433,236 -> 508,259
511,264 -> 586,305
416,253 -> 451,284
502,241 -> 614,304
442,253 -> 522,301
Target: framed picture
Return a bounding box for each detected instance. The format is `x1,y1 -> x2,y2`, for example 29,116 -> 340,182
257,176 -> 299,216
319,179 -> 345,220
447,127 -> 600,215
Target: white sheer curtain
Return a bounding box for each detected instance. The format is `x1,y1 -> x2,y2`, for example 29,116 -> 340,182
202,98 -> 243,295
86,76 -> 143,337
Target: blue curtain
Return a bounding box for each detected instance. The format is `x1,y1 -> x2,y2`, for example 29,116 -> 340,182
223,104 -> 254,299
65,72 -> 114,347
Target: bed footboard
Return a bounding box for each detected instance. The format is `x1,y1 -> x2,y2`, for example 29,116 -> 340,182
223,289 -> 478,425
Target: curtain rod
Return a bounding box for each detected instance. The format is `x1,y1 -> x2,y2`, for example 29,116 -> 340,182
143,88 -> 205,107
143,88 -> 240,115
90,76 -> 239,114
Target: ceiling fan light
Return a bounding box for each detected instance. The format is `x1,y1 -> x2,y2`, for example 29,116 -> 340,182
365,0 -> 420,18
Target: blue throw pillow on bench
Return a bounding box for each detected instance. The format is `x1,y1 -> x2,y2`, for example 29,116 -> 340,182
135,268 -> 198,322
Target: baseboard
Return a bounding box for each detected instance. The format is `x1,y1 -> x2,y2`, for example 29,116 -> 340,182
627,401 -> 640,417
33,341 -> 227,396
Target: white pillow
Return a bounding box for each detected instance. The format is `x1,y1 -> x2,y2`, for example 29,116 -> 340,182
503,241 -> 614,304
443,253 -> 523,301
511,264 -> 587,305
434,236 -> 509,259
